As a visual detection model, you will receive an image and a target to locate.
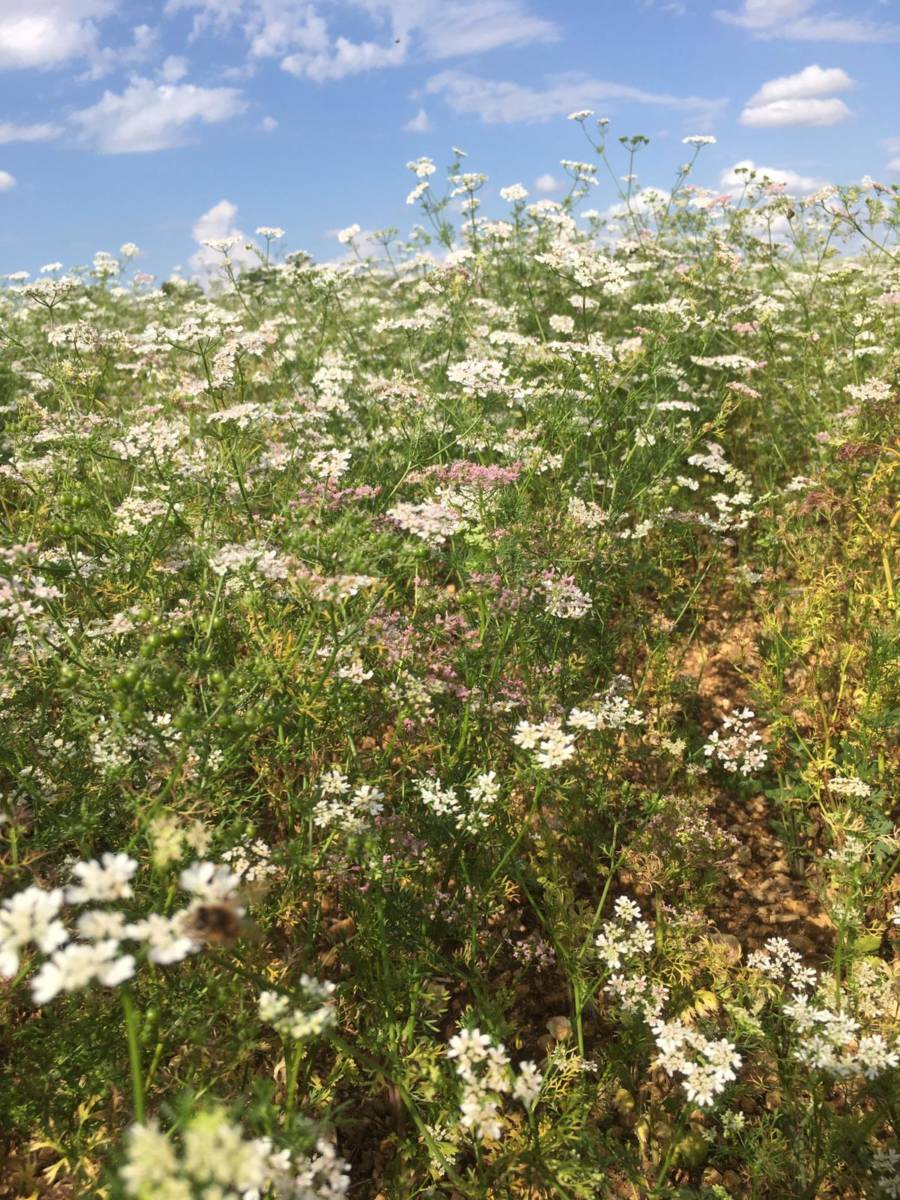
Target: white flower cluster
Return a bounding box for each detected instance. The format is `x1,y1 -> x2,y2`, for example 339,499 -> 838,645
386,500 -> 468,546
222,839 -> 280,884
872,1146 -> 900,1199
514,681 -> 645,770
703,708 -> 768,775
407,156 -> 436,179
1,855 -> 248,1003
746,937 -> 818,992
312,769 -> 384,834
148,813 -> 212,867
829,774 -> 873,799
597,903 -> 740,1106
568,677 -> 645,733
652,1018 -> 742,1107
605,972 -> 669,1021
446,1027 -> 542,1141
113,493 -> 178,536
417,771 -> 501,834
541,575 -> 592,619
749,938 -> 899,1081
258,975 -> 336,1040
567,495 -> 608,529
786,995 -> 899,1080
208,540 -> 294,587
513,718 -> 577,770
120,1108 -> 350,1200
595,897 -> 655,970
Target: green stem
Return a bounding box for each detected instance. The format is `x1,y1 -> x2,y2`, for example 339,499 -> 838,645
121,989 -> 146,1123
285,1041 -> 303,1125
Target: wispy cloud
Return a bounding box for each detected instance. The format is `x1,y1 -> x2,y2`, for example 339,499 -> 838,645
0,120 -> 62,143
70,77 -> 247,153
535,172 -> 561,193
165,0 -> 558,81
425,70 -> 725,127
715,0 -> 900,42
404,107 -> 432,133
740,64 -> 852,127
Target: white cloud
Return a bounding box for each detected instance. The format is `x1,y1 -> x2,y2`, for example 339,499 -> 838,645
0,3 -> 160,76
282,35 -> 405,82
70,77 -> 247,153
259,115 -> 279,132
741,96 -> 849,126
158,55 -> 189,83
720,158 -> 825,193
404,107 -> 432,132
189,198 -> 258,276
0,170 -> 17,191
535,172 -> 560,193
715,0 -> 900,41
0,0 -> 112,69
165,0 -> 558,81
79,22 -> 159,80
888,158 -> 900,174
0,121 -> 62,143
638,0 -> 687,14
740,64 -> 852,126
747,63 -> 851,103
425,69 -> 725,126
405,0 -> 558,57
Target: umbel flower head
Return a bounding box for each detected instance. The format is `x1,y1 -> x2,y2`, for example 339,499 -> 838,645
119,1107 -> 351,1199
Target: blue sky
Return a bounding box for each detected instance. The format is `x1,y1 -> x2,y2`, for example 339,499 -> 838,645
1,0 -> 899,278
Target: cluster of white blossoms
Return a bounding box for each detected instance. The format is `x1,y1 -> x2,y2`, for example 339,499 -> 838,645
386,499 -> 468,546
208,540 -> 294,588
515,680 -> 646,770
567,495 -> 608,529
120,1107 -> 350,1200
597,900 -> 742,1106
0,853 -> 254,1003
829,774 -> 873,799
703,708 -> 768,776
651,1018 -> 743,1107
595,897 -> 655,971
747,936 -> 818,992
568,677 -> 645,733
748,938 -> 898,1081
499,183 -> 529,204
786,995 -> 899,1081
222,839 -> 280,885
113,493 -> 178,536
417,771 -> 501,834
258,975 -> 336,1041
148,813 -> 212,868
872,1146 -> 900,1199
312,769 -> 385,834
541,574 -> 592,619
446,1027 -> 542,1141
513,717 -> 577,770
406,156 -> 436,179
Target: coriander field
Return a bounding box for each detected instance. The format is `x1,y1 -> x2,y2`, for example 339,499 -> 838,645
1,137 -> 898,1200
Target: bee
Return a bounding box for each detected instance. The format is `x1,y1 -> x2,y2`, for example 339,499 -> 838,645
183,901 -> 263,948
